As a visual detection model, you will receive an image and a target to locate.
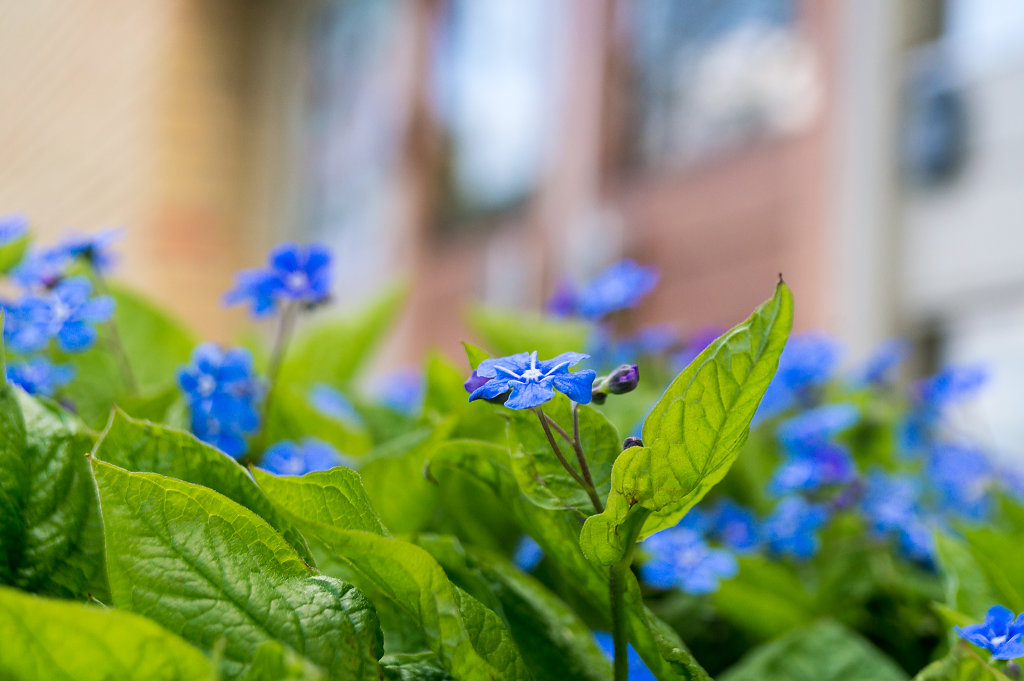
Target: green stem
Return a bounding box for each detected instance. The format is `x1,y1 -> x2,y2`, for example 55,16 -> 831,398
571,403 -> 601,509
252,301 -> 298,457
609,512 -> 646,681
533,406 -> 589,492
539,407 -> 603,513
94,274 -> 138,395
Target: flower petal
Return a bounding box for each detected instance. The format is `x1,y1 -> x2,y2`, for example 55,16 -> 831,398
551,369 -> 597,404
503,380 -> 556,410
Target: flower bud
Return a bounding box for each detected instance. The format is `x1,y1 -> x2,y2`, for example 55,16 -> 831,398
606,364 -> 639,395
623,436 -> 643,450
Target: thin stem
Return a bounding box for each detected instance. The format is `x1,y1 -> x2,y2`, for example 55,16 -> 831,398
252,301 -> 299,457
571,402 -> 601,510
94,273 -> 138,395
610,563 -> 628,681
533,406 -> 588,491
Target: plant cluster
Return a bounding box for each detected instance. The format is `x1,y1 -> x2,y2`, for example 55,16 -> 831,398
0,218 -> 1022,681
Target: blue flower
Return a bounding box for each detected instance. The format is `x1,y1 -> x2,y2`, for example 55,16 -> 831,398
856,339 -> 909,385
755,332 -> 843,420
712,499 -> 761,553
5,277 -> 114,353
594,632 -> 656,681
467,351 -> 596,410
764,497 -> 829,559
513,536 -> 543,571
926,443 -> 993,520
956,605 -> 1024,659
178,343 -> 262,457
5,358 -> 74,396
861,471 -> 934,562
917,365 -> 987,411
547,260 -> 658,320
260,438 -> 346,476
12,246 -> 73,289
225,242 -> 332,317
0,214 -> 28,246
60,228 -> 122,272
640,526 -> 738,594
770,404 -> 859,495
375,368 -> 423,415
776,403 -> 859,449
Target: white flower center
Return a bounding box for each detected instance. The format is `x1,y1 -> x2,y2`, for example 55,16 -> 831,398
286,272 -> 308,292
992,634 -> 1007,646
521,368 -> 543,381
197,375 -> 216,397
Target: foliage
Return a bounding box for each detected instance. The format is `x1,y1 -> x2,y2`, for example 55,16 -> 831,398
0,225 -> 1020,680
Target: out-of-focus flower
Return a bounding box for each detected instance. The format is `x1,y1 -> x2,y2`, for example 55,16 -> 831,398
60,228 -> 122,273
260,438 -> 346,476
5,357 -> 74,396
5,277 -> 114,353
375,368 -> 423,415
640,526 -> 738,594
467,351 -> 596,409
0,214 -> 28,246
178,343 -> 262,457
547,260 -> 658,321
763,496 -> 829,559
926,443 -> 993,520
673,326 -> 724,370
770,403 -> 859,495
310,384 -> 361,423
513,536 -> 543,572
594,632 -> 656,681
225,242 -> 332,317
901,365 -> 988,455
861,471 -> 934,562
856,339 -> 910,385
712,499 -> 761,553
755,332 -> 843,420
955,605 -> 1024,659
776,403 -> 859,448
12,246 -> 73,289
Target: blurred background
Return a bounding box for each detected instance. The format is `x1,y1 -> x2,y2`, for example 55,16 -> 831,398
1,0 -> 1022,453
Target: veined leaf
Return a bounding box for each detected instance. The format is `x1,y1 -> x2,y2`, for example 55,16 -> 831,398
92,409 -> 314,563
718,620 -> 908,681
253,467 -> 532,681
0,584 -> 214,680
581,283 -> 792,565
414,533 -> 613,681
428,440 -> 711,681
0,383 -> 106,601
506,396 -> 618,514
90,460 -> 383,681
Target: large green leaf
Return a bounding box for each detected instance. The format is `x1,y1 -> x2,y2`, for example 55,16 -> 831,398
427,440 -> 711,681
467,306 -> 590,360
414,534 -> 613,681
581,283 -> 792,565
0,584 -> 214,680
711,554 -> 818,639
253,467 -> 532,681
278,286 -> 405,389
0,384 -> 106,601
90,460 -> 383,681
718,620 -> 908,681
505,396 -> 618,514
92,409 -> 313,563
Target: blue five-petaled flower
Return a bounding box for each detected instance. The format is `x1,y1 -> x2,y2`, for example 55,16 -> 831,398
5,357 -> 75,397
956,605 -> 1024,659
224,242 -> 332,317
260,438 -> 347,476
4,276 -> 114,353
467,351 -> 597,410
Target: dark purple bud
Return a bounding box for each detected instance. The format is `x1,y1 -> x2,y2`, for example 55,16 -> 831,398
606,364 -> 639,395
464,370 -> 491,394
590,389 -> 607,405
1007,661 -> 1022,680
623,436 -> 643,450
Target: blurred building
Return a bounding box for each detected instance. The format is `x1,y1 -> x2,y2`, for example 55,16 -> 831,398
4,0 -> 1024,458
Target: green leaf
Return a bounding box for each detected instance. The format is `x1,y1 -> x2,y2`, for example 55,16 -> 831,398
0,388 -> 106,601
92,409 -> 314,563
413,533 -> 613,681
506,396 -> 618,513
912,641 -> 1013,681
581,282 -> 793,565
427,440 -> 711,681
711,554 -> 818,639
90,460 -> 383,681
467,306 -> 590,360
278,286 -> 405,389
718,620 -> 908,681
253,467 -> 532,681
0,231 -> 29,273
263,384 -> 372,456
462,342 -> 491,370
382,652 -> 455,681
0,584 -> 215,680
